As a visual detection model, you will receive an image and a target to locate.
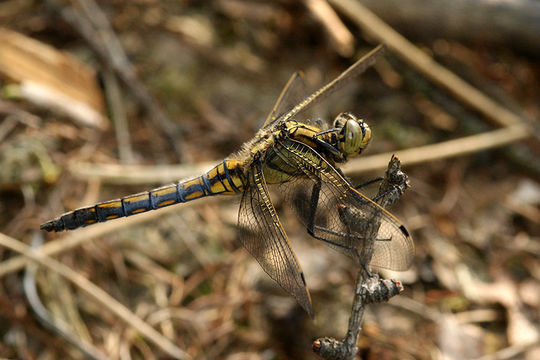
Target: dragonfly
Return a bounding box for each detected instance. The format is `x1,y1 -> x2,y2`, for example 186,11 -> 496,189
41,44 -> 414,317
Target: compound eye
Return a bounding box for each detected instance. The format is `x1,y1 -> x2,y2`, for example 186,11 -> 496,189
339,118 -> 372,158
361,124 -> 372,149
340,120 -> 362,156
347,120 -> 361,139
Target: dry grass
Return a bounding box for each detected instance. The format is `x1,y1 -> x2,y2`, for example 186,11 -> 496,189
0,1 -> 538,359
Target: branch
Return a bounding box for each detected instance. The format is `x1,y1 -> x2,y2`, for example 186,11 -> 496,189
313,155 -> 408,359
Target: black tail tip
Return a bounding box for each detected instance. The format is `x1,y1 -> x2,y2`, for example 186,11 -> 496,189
40,220 -> 63,232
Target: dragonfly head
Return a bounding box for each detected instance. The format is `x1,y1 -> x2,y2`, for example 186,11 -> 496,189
334,112 -> 371,159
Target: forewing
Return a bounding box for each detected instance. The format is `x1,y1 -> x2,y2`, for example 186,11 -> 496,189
262,72 -> 308,128
238,163 -> 313,316
277,139 -> 414,271
263,45 -> 385,131
277,44 -> 385,126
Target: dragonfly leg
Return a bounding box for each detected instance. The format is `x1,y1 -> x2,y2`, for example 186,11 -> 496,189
314,127 -> 340,137
309,225 -> 374,274
372,187 -> 395,202
311,227 -> 361,256
371,173 -> 408,202
355,177 -> 383,190
303,179 -> 365,264
304,178 -> 373,265
312,225 -> 389,244
311,130 -> 344,161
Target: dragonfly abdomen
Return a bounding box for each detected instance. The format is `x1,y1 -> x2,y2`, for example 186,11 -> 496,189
40,160 -> 246,232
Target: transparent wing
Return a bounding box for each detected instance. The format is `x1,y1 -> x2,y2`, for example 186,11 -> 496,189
276,44 -> 385,126
262,72 -> 308,128
277,138 -> 414,271
238,162 -> 313,316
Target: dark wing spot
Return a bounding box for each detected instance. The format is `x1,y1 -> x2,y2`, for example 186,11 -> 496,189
399,225 -> 410,237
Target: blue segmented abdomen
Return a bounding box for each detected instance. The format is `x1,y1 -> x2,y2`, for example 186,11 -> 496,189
40,160 -> 246,232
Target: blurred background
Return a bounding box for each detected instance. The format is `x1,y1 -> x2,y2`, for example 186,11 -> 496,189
0,1 -> 538,359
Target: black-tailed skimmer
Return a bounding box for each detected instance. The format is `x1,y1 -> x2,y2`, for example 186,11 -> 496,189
41,45 -> 414,317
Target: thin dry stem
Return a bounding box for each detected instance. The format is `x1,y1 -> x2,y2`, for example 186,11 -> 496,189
329,0 -> 528,129
304,0 -> 355,57
66,123 -> 530,186
0,232 -> 191,359
343,123 -> 530,176
102,67 -> 134,164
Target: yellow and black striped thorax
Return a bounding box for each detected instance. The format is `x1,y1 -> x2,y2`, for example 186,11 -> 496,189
278,120 -> 329,148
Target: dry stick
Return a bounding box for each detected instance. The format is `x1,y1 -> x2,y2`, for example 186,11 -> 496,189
24,234 -> 109,360
102,67 -> 134,163
0,199 -> 199,278
74,0 -> 179,134
73,0 -> 127,64
0,233 -> 191,360
304,0 -> 355,57
44,0 -> 184,160
328,0 -> 528,130
67,161 -> 217,186
314,156 -> 408,359
343,123 -> 530,176
65,122 -> 530,187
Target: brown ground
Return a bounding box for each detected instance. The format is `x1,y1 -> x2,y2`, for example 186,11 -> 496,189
0,1 -> 539,359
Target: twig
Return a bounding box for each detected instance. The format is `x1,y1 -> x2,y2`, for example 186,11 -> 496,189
65,122 -> 530,186
73,0 -> 127,67
313,156 -> 408,359
304,0 -> 355,57
23,233 -> 108,360
328,0 -> 531,131
68,161 -> 218,185
102,66 -> 134,163
343,123 -> 530,176
0,232 -> 192,359
44,0 -> 185,160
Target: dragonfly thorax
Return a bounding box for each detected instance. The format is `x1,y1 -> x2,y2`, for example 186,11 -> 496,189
333,112 -> 371,158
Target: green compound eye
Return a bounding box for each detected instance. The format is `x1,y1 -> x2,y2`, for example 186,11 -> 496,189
337,113 -> 371,158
